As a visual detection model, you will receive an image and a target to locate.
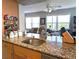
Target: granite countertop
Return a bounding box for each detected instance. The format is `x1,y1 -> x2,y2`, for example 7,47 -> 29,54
2,36 -> 76,59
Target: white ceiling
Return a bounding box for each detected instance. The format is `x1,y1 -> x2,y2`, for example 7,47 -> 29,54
19,0 -> 76,13
18,0 -> 46,5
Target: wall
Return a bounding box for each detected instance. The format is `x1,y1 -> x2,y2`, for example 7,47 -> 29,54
18,3 -> 47,32
2,0 -> 7,34
25,7 -> 76,17
2,0 -> 19,34
47,8 -> 76,32
19,5 -> 76,32
47,7 -> 76,16
19,4 -> 25,32
25,7 -> 76,31
26,12 -> 46,18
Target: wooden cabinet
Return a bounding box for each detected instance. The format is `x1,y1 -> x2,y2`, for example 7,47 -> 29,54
2,41 -> 62,59
2,41 -> 8,59
14,45 -> 41,59
2,41 -> 13,59
7,0 -> 19,16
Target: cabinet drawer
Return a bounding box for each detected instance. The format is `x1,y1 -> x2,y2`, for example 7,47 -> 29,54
14,54 -> 27,59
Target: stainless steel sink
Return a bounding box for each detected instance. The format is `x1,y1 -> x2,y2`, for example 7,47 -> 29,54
22,38 -> 46,46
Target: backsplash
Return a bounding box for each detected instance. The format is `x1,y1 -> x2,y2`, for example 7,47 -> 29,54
4,14 -> 19,36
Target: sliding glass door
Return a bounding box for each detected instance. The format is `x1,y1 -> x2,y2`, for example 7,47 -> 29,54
47,15 -> 70,31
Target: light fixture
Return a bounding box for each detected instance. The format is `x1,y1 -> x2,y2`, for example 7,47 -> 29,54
47,4 -> 53,13
46,0 -> 62,13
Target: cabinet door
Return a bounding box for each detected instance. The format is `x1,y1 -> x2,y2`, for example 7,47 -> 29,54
7,43 -> 12,59
2,41 -> 12,59
2,41 -> 8,59
14,53 -> 34,59
14,45 -> 41,59
7,0 -> 18,16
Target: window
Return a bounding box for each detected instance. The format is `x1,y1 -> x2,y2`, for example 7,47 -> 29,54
32,17 -> 40,28
58,15 -> 70,30
26,17 -> 32,29
47,15 -> 70,31
26,17 -> 40,29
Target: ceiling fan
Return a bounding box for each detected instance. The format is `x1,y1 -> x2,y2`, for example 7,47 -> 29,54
46,4 -> 62,13
46,0 -> 62,13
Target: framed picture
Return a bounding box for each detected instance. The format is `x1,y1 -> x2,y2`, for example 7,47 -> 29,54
40,18 -> 46,25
